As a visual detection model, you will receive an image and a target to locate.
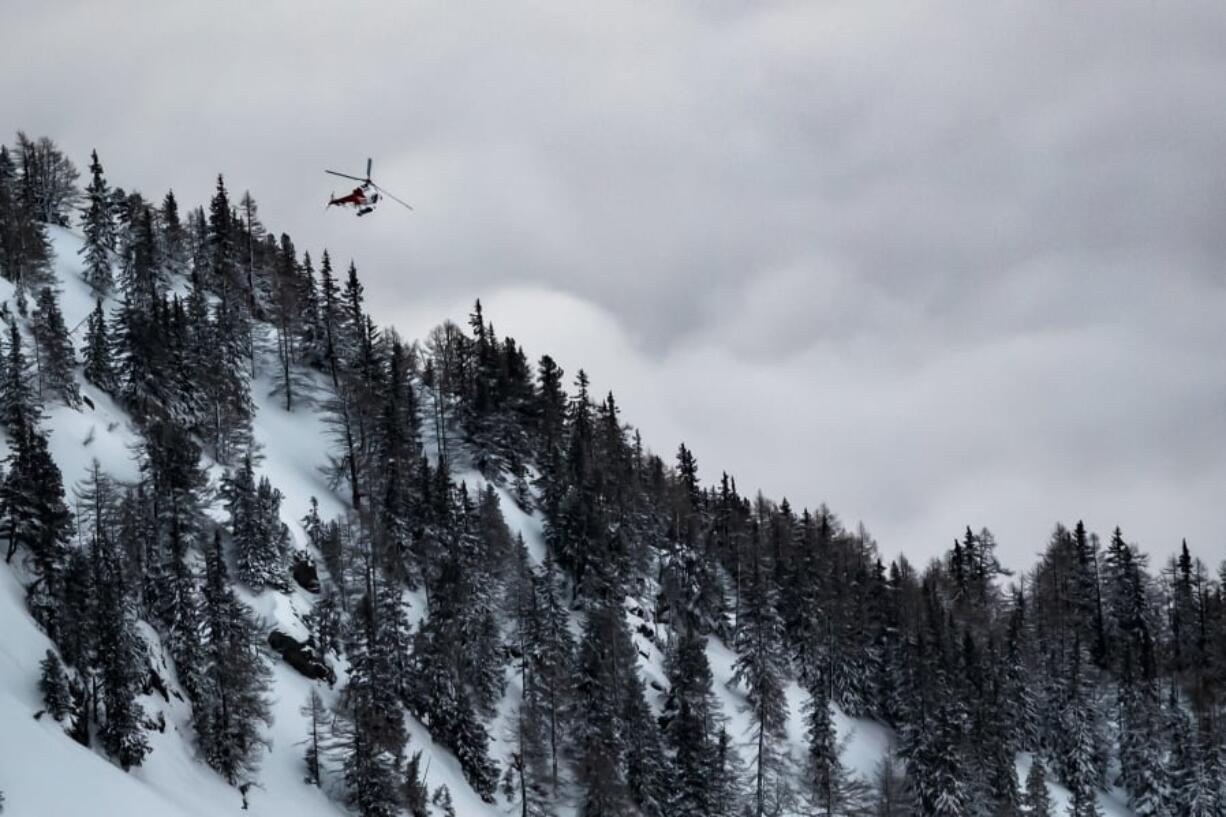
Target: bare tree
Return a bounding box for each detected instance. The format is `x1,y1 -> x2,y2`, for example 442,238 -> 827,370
15,132 -> 80,226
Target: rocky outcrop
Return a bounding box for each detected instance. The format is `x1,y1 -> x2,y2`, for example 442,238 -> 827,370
291,556 -> 320,594
267,630 -> 333,684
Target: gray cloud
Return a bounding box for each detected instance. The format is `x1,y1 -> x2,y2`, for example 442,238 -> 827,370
4,0 -> 1225,570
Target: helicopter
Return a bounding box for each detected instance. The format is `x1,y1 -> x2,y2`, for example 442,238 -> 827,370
326,158 -> 413,216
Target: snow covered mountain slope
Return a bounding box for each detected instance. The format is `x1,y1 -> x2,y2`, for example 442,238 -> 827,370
0,227 -> 505,817
0,226 -> 1140,817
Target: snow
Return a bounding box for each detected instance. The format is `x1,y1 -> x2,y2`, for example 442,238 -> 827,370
46,383 -> 145,488
0,551 -> 354,817
249,367 -> 348,542
46,225 -> 110,329
0,564 -> 202,817
0,228 -> 1141,817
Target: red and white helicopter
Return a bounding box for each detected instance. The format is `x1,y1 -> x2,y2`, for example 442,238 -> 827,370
326,158 -> 413,216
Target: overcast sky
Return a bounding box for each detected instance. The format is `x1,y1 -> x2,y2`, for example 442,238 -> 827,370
5,0 -> 1226,571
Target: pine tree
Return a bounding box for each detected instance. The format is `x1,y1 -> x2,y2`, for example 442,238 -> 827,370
316,250 -> 342,379
342,261 -> 365,360
114,287 -> 160,419
1202,733 -> 1226,817
39,649 -> 72,721
1168,707 -> 1214,817
503,537 -> 555,817
31,286 -> 80,406
1,325 -> 71,629
73,459 -> 121,565
0,145 -> 18,280
661,624 -> 727,817
1117,650 -> 1167,815
197,531 -> 274,786
271,234 -> 305,410
371,337 -> 421,586
799,679 -> 868,815
203,286 -> 254,463
1022,757 -> 1053,817
79,150 -> 115,292
463,486 -> 512,712
534,554 -> 575,794
1005,588 -> 1042,753
573,598 -> 636,817
403,751 -> 430,817
333,528 -> 412,793
411,551 -> 500,801
81,298 -> 117,391
222,455 -> 290,590
91,531 -> 152,770
119,203 -> 162,306
2,422 -> 70,580
296,250 -> 322,360
300,687 -> 330,786
871,754 -> 917,817
237,191 -> 264,305
14,132 -> 80,226
164,528 -> 208,706
710,726 -> 750,817
135,420 -> 210,700
185,204 -> 207,276
898,584 -> 970,817
331,672 -> 403,817
620,656 -> 671,817
0,142 -> 56,301
307,587 -> 344,659
160,189 -> 188,278
109,189 -> 139,295
207,175 -> 238,292
733,523 -> 791,817
55,545 -> 96,676
1060,642 -> 1103,817
432,785 -> 456,817
503,697 -> 552,817
1,318 -> 39,435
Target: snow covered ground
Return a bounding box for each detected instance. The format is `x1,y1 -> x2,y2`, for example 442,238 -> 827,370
0,228 -> 1138,816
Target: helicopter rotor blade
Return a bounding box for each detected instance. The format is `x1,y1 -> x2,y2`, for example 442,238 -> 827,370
366,157 -> 373,180
371,183 -> 413,211
325,169 -> 366,182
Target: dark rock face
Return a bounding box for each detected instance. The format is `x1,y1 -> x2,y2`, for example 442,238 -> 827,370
268,630 -> 334,684
292,556 -> 320,594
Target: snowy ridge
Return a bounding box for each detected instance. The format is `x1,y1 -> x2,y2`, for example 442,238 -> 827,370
0,227 -> 1139,817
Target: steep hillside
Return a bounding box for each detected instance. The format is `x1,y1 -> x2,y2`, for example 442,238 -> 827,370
4,142 -> 1219,817
0,227 -> 907,816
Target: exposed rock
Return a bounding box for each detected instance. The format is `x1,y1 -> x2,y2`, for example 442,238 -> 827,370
291,556 -> 320,594
268,630 -> 333,684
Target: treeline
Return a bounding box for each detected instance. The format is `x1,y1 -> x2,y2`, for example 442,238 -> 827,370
2,133 -> 1225,817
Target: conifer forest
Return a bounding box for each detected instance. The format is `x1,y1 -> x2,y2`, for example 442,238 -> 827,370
0,130 -> 1223,817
